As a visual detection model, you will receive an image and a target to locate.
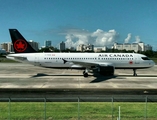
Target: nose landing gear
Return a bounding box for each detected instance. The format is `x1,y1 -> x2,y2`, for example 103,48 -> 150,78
133,69 -> 137,76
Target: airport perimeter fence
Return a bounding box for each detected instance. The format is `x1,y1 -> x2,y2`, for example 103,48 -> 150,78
0,96 -> 157,120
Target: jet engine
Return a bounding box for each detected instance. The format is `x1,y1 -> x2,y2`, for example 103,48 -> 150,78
99,66 -> 115,76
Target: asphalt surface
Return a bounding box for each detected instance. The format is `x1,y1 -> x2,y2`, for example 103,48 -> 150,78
0,63 -> 157,101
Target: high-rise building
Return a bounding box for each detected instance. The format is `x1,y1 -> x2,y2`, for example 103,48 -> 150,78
59,41 -> 65,51
45,40 -> 52,47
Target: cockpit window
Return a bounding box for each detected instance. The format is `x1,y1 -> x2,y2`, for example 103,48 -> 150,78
141,57 -> 150,60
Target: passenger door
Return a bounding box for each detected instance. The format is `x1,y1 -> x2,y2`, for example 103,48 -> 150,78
34,54 -> 40,66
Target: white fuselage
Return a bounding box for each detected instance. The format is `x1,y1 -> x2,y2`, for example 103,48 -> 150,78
7,53 -> 155,69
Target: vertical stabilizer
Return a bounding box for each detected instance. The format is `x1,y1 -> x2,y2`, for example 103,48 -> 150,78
9,29 -> 36,53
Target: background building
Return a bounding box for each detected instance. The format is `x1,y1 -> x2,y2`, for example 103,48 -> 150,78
94,46 -> 107,52
130,43 -> 142,52
123,43 -> 131,51
45,40 -> 52,47
113,42 -> 152,52
76,44 -> 94,52
59,41 -> 65,51
0,42 -> 13,53
76,44 -> 84,51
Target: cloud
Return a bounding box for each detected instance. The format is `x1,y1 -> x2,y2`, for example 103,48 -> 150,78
63,28 -> 119,48
134,36 -> 141,43
64,29 -> 90,48
124,33 -> 131,43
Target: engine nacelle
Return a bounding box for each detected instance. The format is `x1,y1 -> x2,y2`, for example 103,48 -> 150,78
99,66 -> 114,76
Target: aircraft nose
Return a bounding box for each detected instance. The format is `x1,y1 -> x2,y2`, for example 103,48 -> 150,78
150,60 -> 155,67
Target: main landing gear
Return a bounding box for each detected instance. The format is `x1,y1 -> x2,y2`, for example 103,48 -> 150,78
83,69 -> 89,77
83,68 -> 138,77
133,69 -> 137,76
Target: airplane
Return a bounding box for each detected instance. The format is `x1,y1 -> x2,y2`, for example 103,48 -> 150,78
7,29 -> 155,77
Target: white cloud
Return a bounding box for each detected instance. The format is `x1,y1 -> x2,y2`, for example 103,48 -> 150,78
92,29 -> 118,47
64,29 -> 90,48
124,33 -> 131,43
135,36 -> 141,43
64,28 -> 119,48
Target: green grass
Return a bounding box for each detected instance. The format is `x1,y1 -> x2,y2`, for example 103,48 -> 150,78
0,102 -> 157,120
0,58 -> 19,63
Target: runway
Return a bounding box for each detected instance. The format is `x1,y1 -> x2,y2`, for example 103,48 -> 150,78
0,63 -> 157,89
0,63 -> 157,101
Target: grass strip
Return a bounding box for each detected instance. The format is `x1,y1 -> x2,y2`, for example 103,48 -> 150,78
0,102 -> 157,120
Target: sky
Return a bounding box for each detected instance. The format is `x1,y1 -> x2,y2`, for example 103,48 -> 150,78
0,0 -> 157,50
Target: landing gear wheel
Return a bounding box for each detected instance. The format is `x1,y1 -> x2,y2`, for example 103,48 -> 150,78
133,69 -> 137,76
83,73 -> 88,77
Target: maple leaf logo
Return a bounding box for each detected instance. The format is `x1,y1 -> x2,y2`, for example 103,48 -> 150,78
129,61 -> 133,64
16,41 -> 25,49
14,39 -> 27,52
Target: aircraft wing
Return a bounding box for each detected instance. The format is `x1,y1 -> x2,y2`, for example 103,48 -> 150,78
63,59 -> 114,69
